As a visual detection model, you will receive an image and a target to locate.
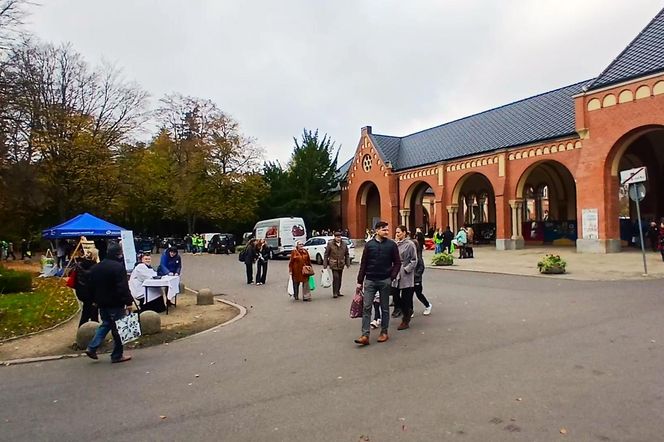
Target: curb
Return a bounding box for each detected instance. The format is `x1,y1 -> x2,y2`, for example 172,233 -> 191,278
0,287 -> 247,367
426,264 -> 663,281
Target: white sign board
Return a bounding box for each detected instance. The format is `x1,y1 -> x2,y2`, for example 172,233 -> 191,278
620,167 -> 647,185
120,230 -> 137,271
582,209 -> 599,240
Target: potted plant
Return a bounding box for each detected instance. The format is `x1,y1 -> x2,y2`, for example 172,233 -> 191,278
431,252 -> 454,266
537,254 -> 566,274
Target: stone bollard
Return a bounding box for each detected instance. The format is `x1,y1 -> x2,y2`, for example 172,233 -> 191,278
197,288 -> 214,305
140,311 -> 161,335
76,321 -> 99,349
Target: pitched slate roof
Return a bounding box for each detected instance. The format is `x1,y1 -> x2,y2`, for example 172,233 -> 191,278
336,157 -> 352,181
588,7 -> 664,91
369,80 -> 590,171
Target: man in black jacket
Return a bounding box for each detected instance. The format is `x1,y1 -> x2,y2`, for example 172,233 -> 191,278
85,243 -> 134,363
354,221 -> 401,345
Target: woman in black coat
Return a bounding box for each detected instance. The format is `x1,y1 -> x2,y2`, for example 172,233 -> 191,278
255,239 -> 270,285
74,249 -> 99,326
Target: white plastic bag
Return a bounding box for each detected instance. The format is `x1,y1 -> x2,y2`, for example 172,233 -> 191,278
320,268 -> 332,288
287,277 -> 295,296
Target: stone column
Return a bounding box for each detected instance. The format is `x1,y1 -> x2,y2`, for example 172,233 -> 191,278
400,209 -> 410,229
446,204 -> 459,233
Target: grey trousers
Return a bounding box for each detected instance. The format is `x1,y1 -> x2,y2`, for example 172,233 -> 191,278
332,269 -> 343,296
362,278 -> 391,336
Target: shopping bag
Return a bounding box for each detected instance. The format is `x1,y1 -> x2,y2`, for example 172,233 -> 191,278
308,275 -> 316,291
287,277 -> 295,296
350,287 -> 363,319
115,313 -> 142,344
320,268 -> 332,288
449,242 -> 455,254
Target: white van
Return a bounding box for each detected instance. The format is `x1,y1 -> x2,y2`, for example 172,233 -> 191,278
253,217 -> 307,258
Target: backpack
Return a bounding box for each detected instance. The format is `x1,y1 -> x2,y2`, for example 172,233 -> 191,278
238,248 -> 248,262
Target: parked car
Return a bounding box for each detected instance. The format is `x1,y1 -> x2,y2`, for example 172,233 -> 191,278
160,237 -> 186,250
207,233 -> 236,254
302,236 -> 355,265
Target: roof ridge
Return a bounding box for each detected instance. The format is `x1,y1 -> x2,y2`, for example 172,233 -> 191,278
387,79 -> 592,140
588,6 -> 664,90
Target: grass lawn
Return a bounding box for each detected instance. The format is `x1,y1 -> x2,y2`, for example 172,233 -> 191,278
0,278 -> 79,340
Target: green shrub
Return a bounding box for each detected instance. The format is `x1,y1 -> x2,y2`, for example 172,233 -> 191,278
537,254 -> 566,273
0,267 -> 33,294
235,245 -> 246,254
431,253 -> 454,266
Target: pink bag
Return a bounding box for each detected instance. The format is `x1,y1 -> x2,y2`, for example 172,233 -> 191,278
349,286 -> 363,319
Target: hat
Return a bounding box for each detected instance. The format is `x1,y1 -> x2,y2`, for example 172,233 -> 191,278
168,246 -> 178,253
334,231 -> 342,236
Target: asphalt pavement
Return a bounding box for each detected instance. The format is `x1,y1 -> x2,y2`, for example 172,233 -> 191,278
2,253 -> 664,441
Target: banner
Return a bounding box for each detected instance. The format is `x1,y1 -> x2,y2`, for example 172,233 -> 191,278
120,230 -> 137,272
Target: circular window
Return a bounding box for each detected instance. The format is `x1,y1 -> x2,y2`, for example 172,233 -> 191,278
362,154 -> 372,172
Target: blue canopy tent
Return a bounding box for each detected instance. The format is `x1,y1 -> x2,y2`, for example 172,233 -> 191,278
42,213 -> 126,239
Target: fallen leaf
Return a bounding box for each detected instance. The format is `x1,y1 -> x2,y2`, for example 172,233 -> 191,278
160,415 -> 167,420
516,397 -> 522,401
195,374 -> 200,378
560,428 -> 567,435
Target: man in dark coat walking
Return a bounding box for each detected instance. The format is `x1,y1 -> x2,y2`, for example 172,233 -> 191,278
85,243 -> 134,363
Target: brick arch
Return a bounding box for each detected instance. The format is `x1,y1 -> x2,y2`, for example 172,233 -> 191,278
606,125 -> 664,176
515,159 -> 577,223
450,171 -> 496,204
402,179 -> 439,210
402,179 -> 439,232
354,180 -> 382,236
450,172 -> 497,232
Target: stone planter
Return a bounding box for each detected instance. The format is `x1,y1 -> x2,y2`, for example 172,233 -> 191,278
540,265 -> 565,274
434,262 -> 453,267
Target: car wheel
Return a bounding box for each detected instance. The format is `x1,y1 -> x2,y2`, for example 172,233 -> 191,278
225,249 -> 229,255
316,253 -> 323,265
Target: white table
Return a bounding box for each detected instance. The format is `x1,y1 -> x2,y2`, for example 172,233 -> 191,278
142,275 -> 181,314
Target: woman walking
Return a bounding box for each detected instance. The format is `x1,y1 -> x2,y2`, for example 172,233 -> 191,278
288,240 -> 313,301
255,239 -> 270,285
394,225 -> 418,330
244,239 -> 256,284
413,236 -> 432,316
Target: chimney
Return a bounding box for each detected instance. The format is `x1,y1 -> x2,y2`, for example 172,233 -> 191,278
361,126 -> 372,136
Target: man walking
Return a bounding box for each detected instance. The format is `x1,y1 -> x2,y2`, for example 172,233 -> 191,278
354,221 -> 401,345
85,243 -> 134,363
323,231 -> 350,298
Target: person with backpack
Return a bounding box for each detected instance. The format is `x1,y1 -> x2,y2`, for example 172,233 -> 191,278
255,239 -> 270,285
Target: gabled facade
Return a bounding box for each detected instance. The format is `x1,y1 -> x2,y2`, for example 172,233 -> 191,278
340,7 -> 664,252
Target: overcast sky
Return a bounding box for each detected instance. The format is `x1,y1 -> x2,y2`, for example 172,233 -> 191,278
26,1 -> 664,166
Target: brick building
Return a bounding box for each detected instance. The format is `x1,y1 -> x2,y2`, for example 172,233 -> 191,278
339,8 -> 664,253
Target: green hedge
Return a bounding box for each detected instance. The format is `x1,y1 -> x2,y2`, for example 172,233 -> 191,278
431,253 -> 454,266
0,267 -> 33,294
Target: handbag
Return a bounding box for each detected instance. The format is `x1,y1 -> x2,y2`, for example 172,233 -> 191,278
320,268 -> 332,288
66,269 -> 77,288
308,275 -> 316,291
115,312 -> 142,344
349,286 -> 363,319
302,265 -> 314,276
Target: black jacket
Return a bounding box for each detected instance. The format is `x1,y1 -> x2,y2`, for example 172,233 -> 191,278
357,236 -> 401,283
74,258 -> 96,303
88,258 -> 133,308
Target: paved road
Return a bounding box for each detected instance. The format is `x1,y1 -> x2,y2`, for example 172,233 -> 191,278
2,254 -> 664,441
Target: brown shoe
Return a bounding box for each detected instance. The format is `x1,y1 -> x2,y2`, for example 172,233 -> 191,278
354,335 -> 370,346
397,321 -> 409,330
377,332 -> 389,343
111,355 -> 132,363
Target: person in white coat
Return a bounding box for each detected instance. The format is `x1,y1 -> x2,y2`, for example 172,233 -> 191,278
129,254 -> 163,310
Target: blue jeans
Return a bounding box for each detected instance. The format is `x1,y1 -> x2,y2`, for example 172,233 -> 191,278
87,307 -> 126,361
434,243 -> 443,254
362,278 -> 391,336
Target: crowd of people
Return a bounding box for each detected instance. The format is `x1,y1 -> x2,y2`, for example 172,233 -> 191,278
0,239 -> 32,261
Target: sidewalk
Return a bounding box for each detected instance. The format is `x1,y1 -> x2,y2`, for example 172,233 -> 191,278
421,245 -> 664,281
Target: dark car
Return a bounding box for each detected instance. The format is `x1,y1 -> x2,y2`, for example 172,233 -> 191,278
207,233 -> 236,254
160,237 -> 186,250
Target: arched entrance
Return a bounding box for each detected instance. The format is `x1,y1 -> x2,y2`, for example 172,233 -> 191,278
404,181 -> 435,235
516,160 -> 577,245
356,181 -> 381,235
612,126 -> 664,249
452,173 -> 496,243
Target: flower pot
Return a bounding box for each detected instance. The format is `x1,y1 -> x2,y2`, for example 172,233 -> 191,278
540,265 -> 565,274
